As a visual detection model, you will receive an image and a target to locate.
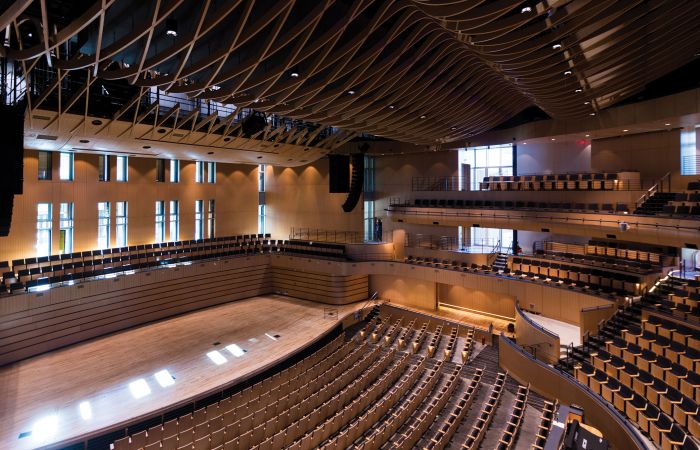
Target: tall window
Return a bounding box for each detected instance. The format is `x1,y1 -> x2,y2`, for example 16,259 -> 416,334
207,162 -> 216,183
170,160 -> 180,183
36,203 -> 52,257
195,161 -> 204,183
116,201 -> 128,247
116,156 -> 128,181
97,202 -> 110,249
59,152 -> 74,181
38,151 -> 52,180
459,144 -> 513,190
155,201 -> 165,243
469,227 -> 513,253
59,203 -> 73,254
194,200 -> 204,240
156,159 -> 166,182
169,200 -> 179,241
98,155 -> 110,182
207,199 -> 215,238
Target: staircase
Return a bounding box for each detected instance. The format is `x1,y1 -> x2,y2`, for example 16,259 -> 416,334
492,253 -> 509,272
633,192 -> 677,215
556,304 -> 642,374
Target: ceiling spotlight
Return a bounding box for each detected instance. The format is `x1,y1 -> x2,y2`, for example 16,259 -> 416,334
551,138 -> 556,141
290,71 -> 299,78
622,129 -> 628,132
575,88 -> 582,93
584,101 -> 590,105
585,134 -> 590,137
419,115 -> 426,119
450,126 -> 456,130
564,70 -> 572,75
347,90 -> 355,95
664,123 -> 671,126
552,43 -> 562,50
521,6 -> 532,13
210,85 -> 221,91
589,112 -> 596,116
388,105 -> 395,109
165,18 -> 178,37
27,32 -> 33,38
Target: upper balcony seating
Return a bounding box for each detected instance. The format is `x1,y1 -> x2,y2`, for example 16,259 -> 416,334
409,198 -> 632,215
479,171 -> 639,191
535,242 -> 662,275
511,257 -> 644,296
279,239 -> 346,260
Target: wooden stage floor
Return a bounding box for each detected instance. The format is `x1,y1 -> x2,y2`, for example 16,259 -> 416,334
0,295 -> 369,450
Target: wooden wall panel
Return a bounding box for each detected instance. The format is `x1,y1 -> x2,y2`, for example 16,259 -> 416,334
0,151 -> 258,264
271,267 -> 368,304
0,256 -> 271,365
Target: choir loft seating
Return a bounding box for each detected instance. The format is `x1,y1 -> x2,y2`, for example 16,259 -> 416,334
557,277 -> 700,450
110,306 -> 553,450
479,171 -> 640,191
0,237 -> 346,295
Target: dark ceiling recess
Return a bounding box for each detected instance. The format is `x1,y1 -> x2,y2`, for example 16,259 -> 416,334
491,106 -> 551,131
614,57 -> 700,108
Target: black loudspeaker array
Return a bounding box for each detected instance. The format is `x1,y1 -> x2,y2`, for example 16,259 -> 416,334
0,101 -> 25,237
328,154 -> 350,193
341,149 -> 366,213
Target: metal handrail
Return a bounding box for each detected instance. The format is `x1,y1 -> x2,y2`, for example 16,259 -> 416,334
635,171 -> 671,209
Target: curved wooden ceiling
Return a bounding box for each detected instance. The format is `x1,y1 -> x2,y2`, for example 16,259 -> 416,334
1,0 -> 699,145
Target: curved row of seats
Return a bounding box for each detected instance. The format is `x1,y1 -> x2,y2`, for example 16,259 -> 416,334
410,198 -> 631,214
539,240 -> 665,273
479,172 -> 634,191
462,371 -> 508,449
112,308 -> 553,450
0,236 -> 348,294
496,384 -> 530,450
531,400 -> 558,450
511,257 -> 644,295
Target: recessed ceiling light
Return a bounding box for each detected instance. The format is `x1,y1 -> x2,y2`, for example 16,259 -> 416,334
347,90 -> 355,95
521,6 -> 532,13
564,70 -> 572,75
575,88 -> 582,93
584,101 -> 590,105
450,127 -> 456,130
622,129 -> 628,132
523,142 -> 527,145
664,123 -> 671,126
388,105 -> 395,109
419,115 -> 426,119
590,112 -> 596,116
129,379 -> 151,399
552,43 -> 562,50
290,71 -> 299,78
210,85 -> 221,91
165,18 -> 178,37
585,134 -> 590,137
551,138 -> 556,141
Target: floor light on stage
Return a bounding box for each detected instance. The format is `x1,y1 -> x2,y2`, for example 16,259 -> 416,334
206,350 -> 228,365
154,369 -> 175,387
79,401 -> 92,420
225,344 -> 245,357
265,333 -> 278,341
31,415 -> 58,442
129,379 -> 151,399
